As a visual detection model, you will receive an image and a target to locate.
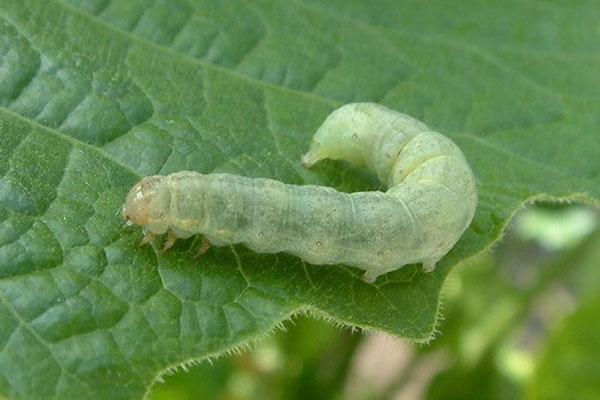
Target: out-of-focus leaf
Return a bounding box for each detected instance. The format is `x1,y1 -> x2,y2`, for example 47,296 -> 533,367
529,296 -> 600,400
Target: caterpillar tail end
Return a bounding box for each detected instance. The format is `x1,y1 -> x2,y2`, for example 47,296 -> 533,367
301,150 -> 321,168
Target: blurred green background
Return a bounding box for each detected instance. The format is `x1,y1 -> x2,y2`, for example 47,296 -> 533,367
149,204 -> 599,400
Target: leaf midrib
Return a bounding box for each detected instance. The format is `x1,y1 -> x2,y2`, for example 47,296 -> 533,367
2,102 -> 595,203
0,105 -> 141,178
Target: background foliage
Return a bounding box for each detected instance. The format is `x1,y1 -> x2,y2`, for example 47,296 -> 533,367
0,1 -> 598,399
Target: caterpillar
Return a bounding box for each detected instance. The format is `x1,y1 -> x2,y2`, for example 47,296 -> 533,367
122,103 -> 478,282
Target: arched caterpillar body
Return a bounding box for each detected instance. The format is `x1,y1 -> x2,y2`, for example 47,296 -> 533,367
122,103 -> 478,282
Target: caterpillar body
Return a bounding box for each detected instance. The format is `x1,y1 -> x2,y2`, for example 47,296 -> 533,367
122,103 -> 478,282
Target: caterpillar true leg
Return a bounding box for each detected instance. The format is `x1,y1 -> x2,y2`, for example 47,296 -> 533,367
194,237 -> 211,259
139,231 -> 156,247
161,231 -> 178,253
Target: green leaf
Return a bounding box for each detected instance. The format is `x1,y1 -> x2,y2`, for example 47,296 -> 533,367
529,295 -> 600,400
0,0 -> 598,399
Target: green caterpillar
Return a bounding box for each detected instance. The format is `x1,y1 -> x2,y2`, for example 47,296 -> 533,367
122,103 -> 478,282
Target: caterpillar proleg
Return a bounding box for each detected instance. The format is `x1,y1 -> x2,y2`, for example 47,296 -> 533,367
122,103 -> 478,282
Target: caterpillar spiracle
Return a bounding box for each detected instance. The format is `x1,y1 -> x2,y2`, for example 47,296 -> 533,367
122,103 -> 478,282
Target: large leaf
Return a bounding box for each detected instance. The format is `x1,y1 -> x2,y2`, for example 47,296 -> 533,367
0,0 -> 598,399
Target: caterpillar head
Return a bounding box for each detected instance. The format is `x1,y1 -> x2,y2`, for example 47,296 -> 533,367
122,176 -> 170,231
